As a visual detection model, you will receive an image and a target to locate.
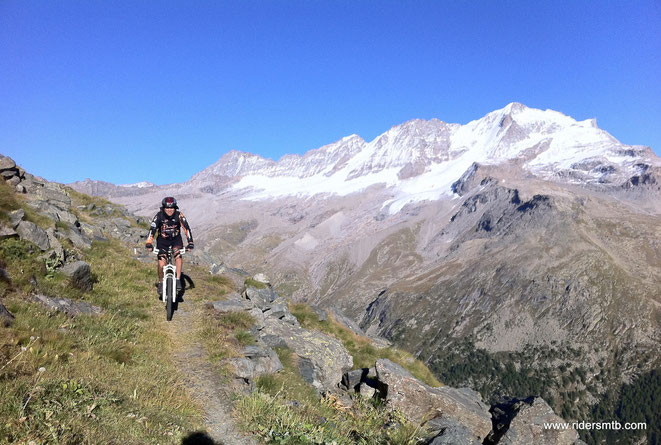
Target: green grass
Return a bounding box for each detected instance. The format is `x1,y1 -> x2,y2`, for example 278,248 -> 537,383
0,238 -> 204,444
244,278 -> 268,289
290,303 -> 441,387
237,348 -> 428,444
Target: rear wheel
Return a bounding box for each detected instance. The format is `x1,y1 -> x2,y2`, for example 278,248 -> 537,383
166,277 -> 174,321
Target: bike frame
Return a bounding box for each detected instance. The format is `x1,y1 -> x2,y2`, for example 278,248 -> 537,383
153,246 -> 185,320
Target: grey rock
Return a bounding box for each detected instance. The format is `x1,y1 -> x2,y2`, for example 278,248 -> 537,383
226,345 -> 283,381
35,187 -> 71,208
0,156 -> 16,170
260,334 -> 288,349
45,229 -> 65,263
280,312 -> 300,326
358,383 -> 377,399
252,273 -> 270,284
65,228 -> 92,250
261,316 -> 353,391
311,305 -> 328,322
263,303 -> 288,319
210,263 -> 225,275
78,222 -> 107,241
498,397 -> 580,445
1,169 -> 18,179
244,285 -> 279,310
212,299 -> 252,313
375,359 -> 492,442
15,184 -> 26,194
60,261 -> 94,291
6,176 -> 20,186
9,209 -> 24,228
16,221 -> 50,251
32,294 -> 103,317
0,302 -> 15,327
248,307 -> 266,331
425,418 -> 482,445
0,226 -> 18,240
342,368 -> 367,391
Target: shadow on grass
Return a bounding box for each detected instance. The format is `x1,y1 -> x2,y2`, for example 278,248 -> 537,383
181,431 -> 222,445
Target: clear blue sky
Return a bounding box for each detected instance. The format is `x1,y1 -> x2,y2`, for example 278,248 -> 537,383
2,1 -> 660,185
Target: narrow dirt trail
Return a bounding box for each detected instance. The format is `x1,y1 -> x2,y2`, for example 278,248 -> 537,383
164,296 -> 260,445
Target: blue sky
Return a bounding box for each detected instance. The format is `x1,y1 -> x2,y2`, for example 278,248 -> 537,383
1,1 -> 660,185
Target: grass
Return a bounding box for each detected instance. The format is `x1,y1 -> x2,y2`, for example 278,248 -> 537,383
196,304 -> 256,375
244,278 -> 268,289
290,303 -> 441,387
236,347 -> 428,444
0,238 -> 204,444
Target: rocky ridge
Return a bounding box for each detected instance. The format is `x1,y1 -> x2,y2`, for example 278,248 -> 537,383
211,274 -> 585,444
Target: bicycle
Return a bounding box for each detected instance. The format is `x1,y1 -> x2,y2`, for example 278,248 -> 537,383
153,246 -> 185,321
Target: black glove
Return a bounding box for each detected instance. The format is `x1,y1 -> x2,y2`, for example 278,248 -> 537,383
145,243 -> 153,252
186,243 -> 194,250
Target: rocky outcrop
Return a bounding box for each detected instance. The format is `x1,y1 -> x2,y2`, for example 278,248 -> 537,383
210,279 -> 353,391
226,345 -> 284,384
374,359 -> 492,442
0,155 -> 28,193
486,397 -> 584,445
32,294 -> 103,317
261,316 -> 353,392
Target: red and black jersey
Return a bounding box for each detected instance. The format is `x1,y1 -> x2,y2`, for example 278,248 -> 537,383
146,210 -> 193,245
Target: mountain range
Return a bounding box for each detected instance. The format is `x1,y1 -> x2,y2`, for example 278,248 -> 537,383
71,103 -> 661,419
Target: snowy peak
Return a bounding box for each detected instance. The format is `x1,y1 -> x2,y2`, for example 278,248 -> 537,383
189,103 -> 657,212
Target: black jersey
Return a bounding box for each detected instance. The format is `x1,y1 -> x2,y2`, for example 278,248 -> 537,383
146,210 -> 193,245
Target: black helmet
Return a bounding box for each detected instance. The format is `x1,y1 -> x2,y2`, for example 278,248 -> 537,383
161,196 -> 178,209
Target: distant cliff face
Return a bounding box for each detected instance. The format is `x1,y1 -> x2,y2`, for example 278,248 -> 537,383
70,104 -> 661,415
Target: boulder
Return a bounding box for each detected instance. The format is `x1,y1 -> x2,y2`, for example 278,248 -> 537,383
32,294 -> 103,317
252,273 -> 270,285
0,226 -> 18,240
243,285 -> 279,310
260,316 -> 353,392
6,176 -> 20,187
311,305 -> 329,322
9,209 -> 24,228
1,169 -> 18,179
375,359 -> 492,442
45,229 -> 65,263
0,156 -> 16,171
60,261 -> 94,291
495,397 -> 582,445
15,184 -> 26,194
211,299 -> 253,313
34,187 -> 71,208
0,302 -> 15,327
226,344 -> 283,382
65,228 -> 92,250
425,418 -> 482,445
16,221 -> 50,251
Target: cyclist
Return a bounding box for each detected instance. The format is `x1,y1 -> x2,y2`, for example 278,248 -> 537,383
145,197 -> 194,294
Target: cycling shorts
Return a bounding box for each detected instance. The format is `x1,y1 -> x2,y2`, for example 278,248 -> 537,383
156,235 -> 183,259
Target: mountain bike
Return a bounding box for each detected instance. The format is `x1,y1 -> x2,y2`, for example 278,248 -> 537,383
154,246 -> 185,321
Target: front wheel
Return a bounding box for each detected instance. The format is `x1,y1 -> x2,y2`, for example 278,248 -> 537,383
165,277 -> 174,321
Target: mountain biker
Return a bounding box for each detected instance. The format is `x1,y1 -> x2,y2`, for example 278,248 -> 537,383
145,197 -> 194,294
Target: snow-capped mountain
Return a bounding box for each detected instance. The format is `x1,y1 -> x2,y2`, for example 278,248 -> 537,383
187,102 -> 657,213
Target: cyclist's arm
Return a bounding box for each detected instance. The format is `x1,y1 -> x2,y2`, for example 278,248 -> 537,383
179,213 -> 194,245
146,214 -> 160,245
